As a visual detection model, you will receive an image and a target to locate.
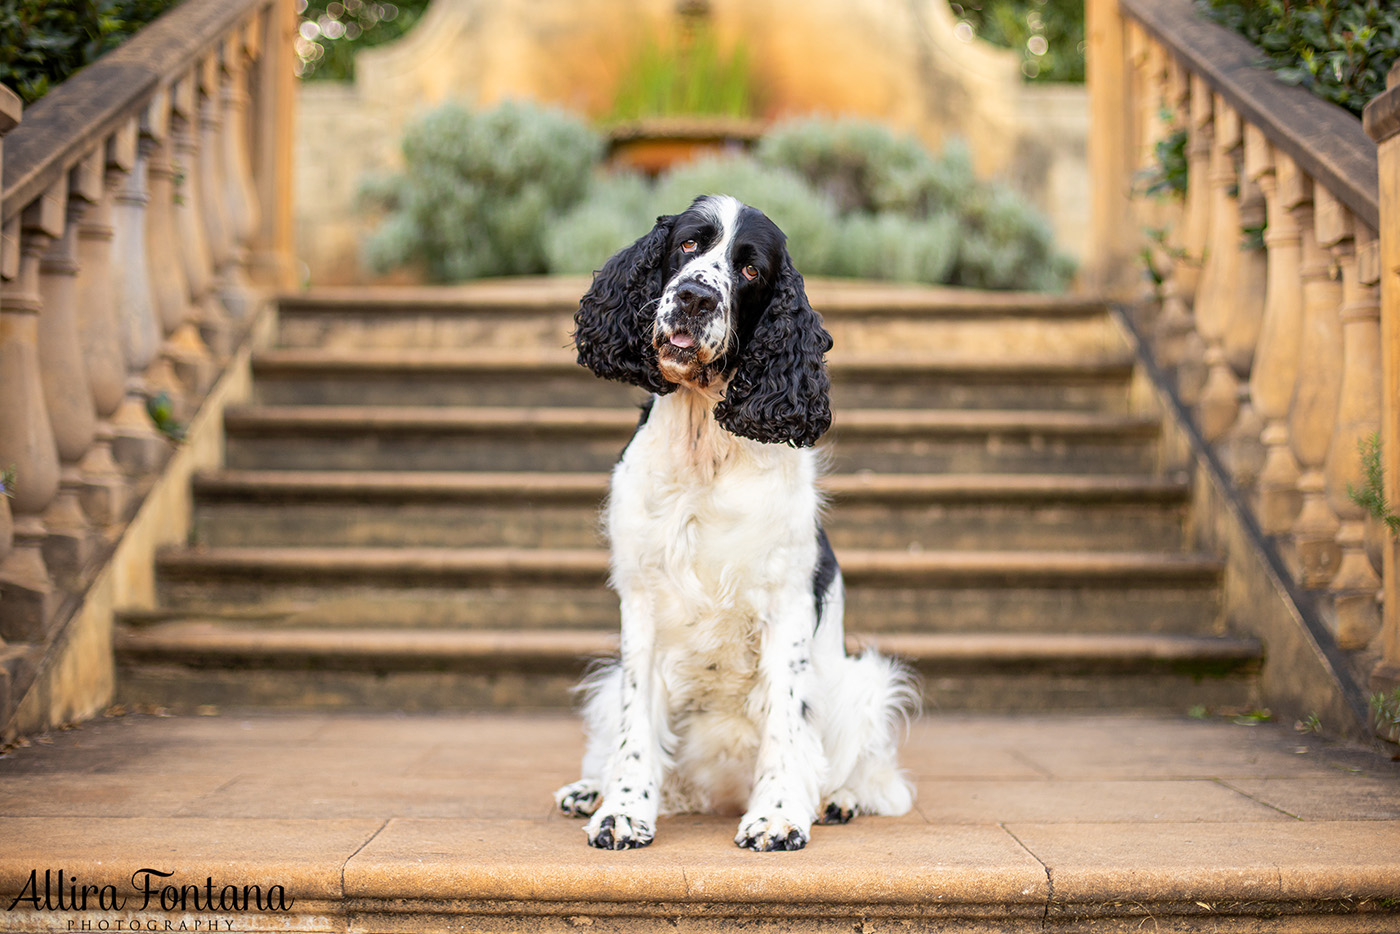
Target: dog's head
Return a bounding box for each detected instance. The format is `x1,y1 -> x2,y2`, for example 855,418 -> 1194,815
573,195 -> 833,448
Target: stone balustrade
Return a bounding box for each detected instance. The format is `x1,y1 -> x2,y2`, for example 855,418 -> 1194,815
0,0 -> 295,731
1088,0 -> 1395,736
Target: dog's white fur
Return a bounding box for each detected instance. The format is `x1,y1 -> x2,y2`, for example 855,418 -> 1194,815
556,196 -> 916,851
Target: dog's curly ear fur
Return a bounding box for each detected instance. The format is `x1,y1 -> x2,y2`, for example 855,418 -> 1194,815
715,253 -> 833,447
573,215 -> 677,395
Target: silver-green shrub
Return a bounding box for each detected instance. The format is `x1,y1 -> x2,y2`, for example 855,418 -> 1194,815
758,116 -> 1074,291
362,100 -> 602,281
543,172 -> 656,275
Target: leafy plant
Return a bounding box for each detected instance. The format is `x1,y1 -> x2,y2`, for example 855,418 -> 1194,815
1136,125 -> 1189,200
0,0 -> 183,104
1347,432 -> 1400,538
294,0 -> 431,81
609,22 -> 758,122
1372,688 -> 1400,742
949,0 -> 1086,82
0,465 -> 15,499
361,100 -> 602,281
145,392 -> 185,443
1196,0 -> 1400,117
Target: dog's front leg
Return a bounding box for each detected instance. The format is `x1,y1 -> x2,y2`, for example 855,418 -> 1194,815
736,592 -> 826,852
584,591 -> 664,849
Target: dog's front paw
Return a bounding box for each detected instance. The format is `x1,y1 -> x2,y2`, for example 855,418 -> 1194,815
819,789 -> 858,825
585,812 -> 655,850
555,780 -> 602,818
735,813 -> 810,852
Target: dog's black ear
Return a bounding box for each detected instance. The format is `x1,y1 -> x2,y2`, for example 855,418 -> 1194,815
573,215 -> 677,394
715,253 -> 833,447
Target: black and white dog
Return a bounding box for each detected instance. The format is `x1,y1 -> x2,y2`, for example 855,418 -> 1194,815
555,195 -> 915,852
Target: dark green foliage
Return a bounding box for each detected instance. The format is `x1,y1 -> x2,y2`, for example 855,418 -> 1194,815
295,0 -> 431,81
361,100 -> 602,281
1138,126 -> 1190,199
0,0 -> 183,103
949,0 -> 1086,82
1197,0 -> 1400,116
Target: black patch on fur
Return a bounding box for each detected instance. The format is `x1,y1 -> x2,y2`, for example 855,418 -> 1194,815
573,215 -> 679,395
813,525 -> 839,627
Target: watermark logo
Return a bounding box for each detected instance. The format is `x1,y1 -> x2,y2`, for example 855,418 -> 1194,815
6,869 -> 295,932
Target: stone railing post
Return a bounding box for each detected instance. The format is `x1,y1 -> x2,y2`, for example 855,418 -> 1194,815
72,148 -> 132,530
0,88 -> 20,606
1362,61 -> 1400,699
1086,0 -> 1138,297
36,175 -> 97,583
0,197 -> 63,641
248,0 -> 297,290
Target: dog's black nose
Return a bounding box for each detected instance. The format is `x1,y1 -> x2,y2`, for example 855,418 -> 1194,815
675,282 -> 719,317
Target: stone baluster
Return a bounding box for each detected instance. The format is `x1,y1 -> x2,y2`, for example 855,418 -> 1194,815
1151,56 -> 1196,371
35,177 -> 97,582
1325,226 -> 1382,649
1216,125 -> 1270,487
71,148 -> 132,530
1193,97 -> 1244,441
171,72 -> 229,359
219,24 -> 262,322
1287,186 -> 1348,588
0,208 -> 63,641
144,89 -> 213,397
198,54 -> 235,315
1253,155 -> 1308,535
107,122 -> 171,475
0,87 -> 21,597
1172,74 -> 1215,405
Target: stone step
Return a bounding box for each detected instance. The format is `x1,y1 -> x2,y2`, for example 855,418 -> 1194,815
250,347 -> 1136,412
189,469 -> 1191,551
147,545 -> 1223,636
112,622 -> 1260,713
222,405 -> 1164,474
275,279 -> 1122,357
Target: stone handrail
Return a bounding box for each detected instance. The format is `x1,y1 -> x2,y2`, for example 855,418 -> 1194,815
1087,0 -> 1393,736
0,0 -> 295,733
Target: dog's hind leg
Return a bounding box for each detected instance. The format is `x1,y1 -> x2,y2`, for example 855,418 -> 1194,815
817,649 -> 918,821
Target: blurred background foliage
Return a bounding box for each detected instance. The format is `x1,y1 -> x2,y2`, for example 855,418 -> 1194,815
363,102 -> 1077,291
608,20 -> 759,122
948,0 -> 1086,82
294,0 -> 430,79
0,0 -> 183,103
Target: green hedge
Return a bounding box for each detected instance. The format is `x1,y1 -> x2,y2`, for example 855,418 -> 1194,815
1,0 -> 181,103
1197,0 -> 1400,116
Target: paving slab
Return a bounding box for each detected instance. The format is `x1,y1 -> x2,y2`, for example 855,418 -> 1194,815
0,711 -> 1396,933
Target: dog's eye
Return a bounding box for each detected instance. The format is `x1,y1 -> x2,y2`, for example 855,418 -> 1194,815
681,240 -> 699,254
741,265 -> 759,281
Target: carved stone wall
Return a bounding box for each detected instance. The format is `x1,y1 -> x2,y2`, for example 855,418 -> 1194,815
293,0 -> 1089,284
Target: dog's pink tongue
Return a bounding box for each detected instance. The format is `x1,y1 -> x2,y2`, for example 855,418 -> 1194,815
670,333 -> 696,348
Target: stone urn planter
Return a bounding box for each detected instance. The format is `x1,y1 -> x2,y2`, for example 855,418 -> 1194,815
606,115 -> 767,176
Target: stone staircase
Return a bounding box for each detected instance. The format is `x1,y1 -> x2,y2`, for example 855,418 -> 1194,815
113,279 -> 1262,714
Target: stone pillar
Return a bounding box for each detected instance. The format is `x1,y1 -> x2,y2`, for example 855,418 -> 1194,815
71,148 -> 131,530
1254,157 -> 1308,535
1288,189 -> 1347,588
0,87 -> 20,617
1193,99 -> 1243,442
144,89 -> 213,398
0,203 -> 63,641
35,176 -> 97,582
171,71 -> 230,360
107,122 -> 171,475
